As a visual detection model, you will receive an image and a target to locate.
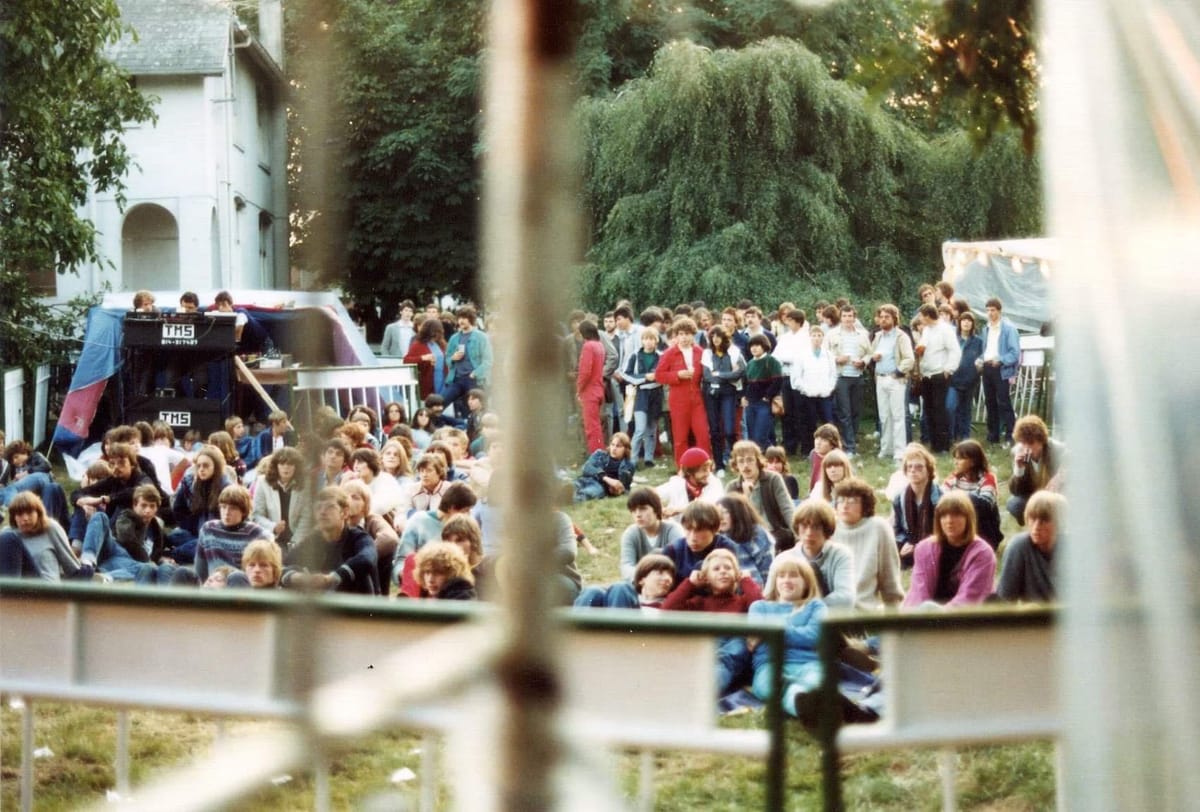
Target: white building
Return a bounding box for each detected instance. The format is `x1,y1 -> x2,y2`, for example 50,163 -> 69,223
59,0 -> 288,300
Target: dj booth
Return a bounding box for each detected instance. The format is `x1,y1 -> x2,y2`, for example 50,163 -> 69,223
120,311 -> 238,435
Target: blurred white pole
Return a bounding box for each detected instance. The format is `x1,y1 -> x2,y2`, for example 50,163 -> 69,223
483,0 -> 581,809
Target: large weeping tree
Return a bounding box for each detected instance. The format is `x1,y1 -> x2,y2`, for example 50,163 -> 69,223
0,0 -> 156,368
576,38 -> 1040,311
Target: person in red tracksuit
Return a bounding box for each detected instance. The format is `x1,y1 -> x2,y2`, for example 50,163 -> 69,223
655,316 -> 712,469
576,319 -> 607,454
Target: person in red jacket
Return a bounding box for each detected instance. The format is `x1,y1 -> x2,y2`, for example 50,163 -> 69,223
655,316 -> 713,468
576,319 -> 607,454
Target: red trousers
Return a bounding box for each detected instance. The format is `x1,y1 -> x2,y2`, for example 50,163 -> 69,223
668,390 -> 711,468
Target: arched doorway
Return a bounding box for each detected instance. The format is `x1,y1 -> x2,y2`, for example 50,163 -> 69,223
122,203 -> 179,291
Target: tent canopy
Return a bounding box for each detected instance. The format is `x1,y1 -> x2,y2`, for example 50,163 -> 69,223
942,238 -> 1057,334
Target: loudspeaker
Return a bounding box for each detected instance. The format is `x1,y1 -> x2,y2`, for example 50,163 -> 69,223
125,396 -> 229,437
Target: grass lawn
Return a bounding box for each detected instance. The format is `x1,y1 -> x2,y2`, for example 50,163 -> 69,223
1,426 -> 1056,810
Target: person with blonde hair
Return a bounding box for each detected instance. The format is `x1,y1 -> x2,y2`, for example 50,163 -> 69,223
226,538 -> 283,589
808,448 -> 853,504
413,541 -> 476,600
747,555 -> 827,716
996,490 -> 1065,602
903,491 -> 996,608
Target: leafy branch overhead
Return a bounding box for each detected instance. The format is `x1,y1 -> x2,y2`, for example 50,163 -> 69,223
0,0 -> 157,367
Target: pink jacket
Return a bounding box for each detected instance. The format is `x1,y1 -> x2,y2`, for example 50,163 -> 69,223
902,536 -> 996,608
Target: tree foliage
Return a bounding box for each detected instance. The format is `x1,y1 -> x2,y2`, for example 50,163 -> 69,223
0,0 -> 156,367
287,0 -> 486,306
577,38 -> 1040,312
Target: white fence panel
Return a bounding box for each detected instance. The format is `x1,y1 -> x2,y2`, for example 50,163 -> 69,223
4,367 -> 24,442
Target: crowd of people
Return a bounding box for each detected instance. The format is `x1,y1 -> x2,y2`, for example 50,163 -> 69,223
0,282 -> 1065,720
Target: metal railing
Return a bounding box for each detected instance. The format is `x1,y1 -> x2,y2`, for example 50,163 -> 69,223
0,581 -> 791,811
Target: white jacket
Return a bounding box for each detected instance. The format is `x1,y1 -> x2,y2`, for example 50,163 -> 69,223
794,347 -> 838,397
251,480 -> 314,542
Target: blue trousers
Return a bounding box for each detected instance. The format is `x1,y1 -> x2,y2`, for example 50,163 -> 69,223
705,392 -> 737,471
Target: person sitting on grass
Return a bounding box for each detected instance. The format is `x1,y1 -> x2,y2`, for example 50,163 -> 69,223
660,500 -> 740,584
0,440 -> 70,529
250,447 -> 312,550
943,439 -> 1003,549
830,477 -> 905,611
808,424 -> 843,494
78,484 -> 169,584
807,448 -> 853,504
655,446 -> 725,519
662,547 -> 763,695
396,481 -> 478,596
763,446 -> 801,503
902,491 -> 996,609
573,553 -> 678,609
618,487 -> 684,581
1007,414 -> 1066,526
788,499 -> 855,609
727,441 -> 795,551
715,494 -> 773,585
747,555 -> 827,718
226,538 -> 283,589
996,491 -> 1065,603
341,479 -> 401,597
175,485 -> 268,586
349,447 -> 406,524
892,443 -> 941,569
167,444 -> 235,562
413,541 -> 477,600
0,492 -> 87,581
573,432 -> 636,503
282,486 -> 379,595
440,514 -> 485,580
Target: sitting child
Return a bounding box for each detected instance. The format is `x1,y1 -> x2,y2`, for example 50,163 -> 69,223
747,555 -> 827,718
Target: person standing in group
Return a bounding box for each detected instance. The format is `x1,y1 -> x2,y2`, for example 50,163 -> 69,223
656,317 -> 712,468
574,319 -> 607,454
770,309 -> 812,456
404,317 -> 448,400
978,297 -> 1021,445
825,305 -> 871,456
380,299 -> 416,358
624,327 -> 664,469
742,335 -> 784,451
947,311 -> 984,442
440,305 -> 493,418
701,325 -> 745,474
869,304 -> 915,461
916,303 -> 962,453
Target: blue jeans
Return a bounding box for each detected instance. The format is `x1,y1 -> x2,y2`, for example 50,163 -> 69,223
716,636 -> 752,696
2,473 -> 69,528
0,529 -> 39,577
573,477 -> 608,503
946,384 -> 977,442
574,582 -> 639,608
631,388 -> 663,463
82,512 -> 140,579
704,391 -> 737,471
746,400 -> 775,451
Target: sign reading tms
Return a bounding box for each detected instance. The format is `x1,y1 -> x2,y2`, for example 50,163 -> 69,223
158,411 -> 192,427
161,323 -> 198,346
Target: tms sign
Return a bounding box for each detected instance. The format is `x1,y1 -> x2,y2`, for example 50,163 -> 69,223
162,323 -> 198,346
158,411 -> 192,427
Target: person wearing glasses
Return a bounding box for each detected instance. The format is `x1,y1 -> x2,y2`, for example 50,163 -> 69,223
829,477 -> 905,611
